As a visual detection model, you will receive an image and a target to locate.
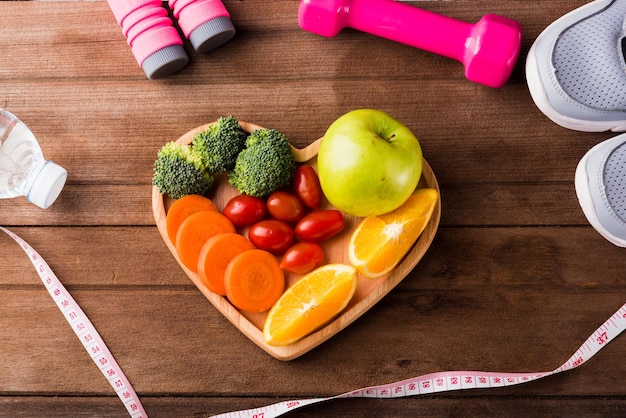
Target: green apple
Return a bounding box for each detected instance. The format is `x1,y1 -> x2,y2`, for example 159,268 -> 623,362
317,109 -> 423,217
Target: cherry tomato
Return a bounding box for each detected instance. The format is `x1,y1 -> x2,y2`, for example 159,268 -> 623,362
280,242 -> 324,274
295,210 -> 344,242
248,219 -> 294,253
222,195 -> 266,227
266,191 -> 305,223
293,165 -> 322,210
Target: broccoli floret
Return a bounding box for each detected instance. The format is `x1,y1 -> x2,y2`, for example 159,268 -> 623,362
152,142 -> 214,199
192,115 -> 248,174
228,128 -> 296,197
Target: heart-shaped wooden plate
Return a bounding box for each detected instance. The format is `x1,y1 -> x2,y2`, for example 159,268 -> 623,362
152,122 -> 441,361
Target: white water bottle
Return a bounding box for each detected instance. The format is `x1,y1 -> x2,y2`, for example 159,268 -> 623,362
0,109 -> 67,209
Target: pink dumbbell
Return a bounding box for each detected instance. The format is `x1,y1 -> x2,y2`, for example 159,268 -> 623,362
298,0 -> 522,88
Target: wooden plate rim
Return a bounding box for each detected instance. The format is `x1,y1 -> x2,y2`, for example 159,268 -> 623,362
151,121 -> 441,361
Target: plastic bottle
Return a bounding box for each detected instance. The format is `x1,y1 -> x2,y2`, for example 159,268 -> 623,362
0,109 -> 67,209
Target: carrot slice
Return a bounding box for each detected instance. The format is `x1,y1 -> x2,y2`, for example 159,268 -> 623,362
197,233 -> 255,296
166,194 -> 218,244
224,249 -> 285,313
175,211 -> 236,272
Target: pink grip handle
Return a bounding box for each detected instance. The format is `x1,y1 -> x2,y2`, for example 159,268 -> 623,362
107,0 -> 183,66
298,0 -> 522,88
338,0 -> 469,61
169,0 -> 231,38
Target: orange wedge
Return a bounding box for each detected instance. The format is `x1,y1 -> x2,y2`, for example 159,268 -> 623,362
263,264 -> 358,346
348,188 -> 438,279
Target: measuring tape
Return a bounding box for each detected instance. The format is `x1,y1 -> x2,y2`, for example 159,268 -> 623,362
212,302 -> 626,417
1,227 -> 147,417
4,226 -> 625,418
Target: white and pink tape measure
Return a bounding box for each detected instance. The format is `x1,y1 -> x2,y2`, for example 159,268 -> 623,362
4,226 -> 625,418
2,227 -> 146,418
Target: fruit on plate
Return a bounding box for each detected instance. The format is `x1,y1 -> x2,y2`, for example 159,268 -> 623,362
348,188 -> 438,279
294,209 -> 344,242
279,242 -> 325,274
266,191 -> 306,223
292,164 -> 323,210
263,264 -> 358,346
222,194 -> 267,227
317,109 -> 423,217
248,219 -> 294,253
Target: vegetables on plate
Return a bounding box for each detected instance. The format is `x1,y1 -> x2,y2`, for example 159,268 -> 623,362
294,209 -> 345,242
165,194 -> 217,243
293,164 -> 322,209
159,117 -> 435,343
248,219 -> 294,254
192,115 -> 248,174
225,249 -> 285,313
222,194 -> 267,227
266,191 -> 305,223
279,242 -> 324,274
229,128 -> 296,197
175,210 -> 236,272
152,142 -> 214,199
198,232 -> 255,295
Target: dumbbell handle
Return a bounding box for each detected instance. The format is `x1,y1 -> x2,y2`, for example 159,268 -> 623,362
299,0 -> 522,88
341,0 -> 470,62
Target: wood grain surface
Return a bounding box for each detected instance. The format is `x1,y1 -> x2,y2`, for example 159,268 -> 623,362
1,0 -> 624,417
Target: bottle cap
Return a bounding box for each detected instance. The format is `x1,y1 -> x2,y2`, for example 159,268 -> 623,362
188,15 -> 236,53
141,44 -> 189,79
28,161 -> 68,209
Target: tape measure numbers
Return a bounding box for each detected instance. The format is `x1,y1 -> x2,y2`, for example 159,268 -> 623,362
211,302 -> 626,417
2,227 -> 147,417
4,226 -> 625,418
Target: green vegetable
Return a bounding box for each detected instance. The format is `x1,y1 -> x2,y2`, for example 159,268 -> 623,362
228,128 -> 296,197
192,115 -> 248,174
152,142 -> 214,199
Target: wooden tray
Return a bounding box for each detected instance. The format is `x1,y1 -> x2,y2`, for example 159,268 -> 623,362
152,122 -> 441,361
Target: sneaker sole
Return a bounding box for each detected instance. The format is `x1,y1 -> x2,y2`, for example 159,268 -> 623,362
575,136 -> 626,247
526,0 -> 626,132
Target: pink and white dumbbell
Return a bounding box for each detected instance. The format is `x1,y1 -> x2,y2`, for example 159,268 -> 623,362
298,0 -> 522,88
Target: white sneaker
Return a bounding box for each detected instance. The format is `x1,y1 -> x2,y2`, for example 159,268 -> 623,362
576,133 -> 626,246
526,0 -> 626,132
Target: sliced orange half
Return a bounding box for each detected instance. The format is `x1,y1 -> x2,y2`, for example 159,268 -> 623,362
263,264 -> 358,346
348,188 -> 438,279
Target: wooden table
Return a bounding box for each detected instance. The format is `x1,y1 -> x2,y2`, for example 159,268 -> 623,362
1,1 -> 624,416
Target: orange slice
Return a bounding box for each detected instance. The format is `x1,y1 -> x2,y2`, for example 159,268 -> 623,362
263,264 -> 358,346
348,188 -> 438,279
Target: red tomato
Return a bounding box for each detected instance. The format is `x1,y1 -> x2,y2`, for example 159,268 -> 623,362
295,210 -> 344,242
293,165 -> 322,210
266,191 -> 305,223
222,195 -> 266,227
280,242 -> 324,274
248,219 -> 294,253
